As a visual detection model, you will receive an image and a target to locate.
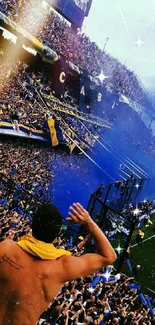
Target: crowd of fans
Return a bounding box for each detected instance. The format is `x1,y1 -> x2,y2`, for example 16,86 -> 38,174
0,1 -> 155,324
41,273 -> 155,325
0,200 -> 31,241
0,137 -> 52,202
0,55 -> 47,129
0,50 -> 154,158
1,176 -> 155,324
104,200 -> 154,236
0,1 -> 154,155
1,169 -> 155,323
0,0 -> 152,106
0,51 -> 108,151
0,135 -> 155,324
122,200 -> 154,220
73,0 -> 90,13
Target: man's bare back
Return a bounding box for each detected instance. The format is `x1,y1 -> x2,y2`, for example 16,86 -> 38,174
0,203 -> 116,325
0,239 -> 67,325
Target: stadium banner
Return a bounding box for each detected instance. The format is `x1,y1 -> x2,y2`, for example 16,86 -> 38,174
93,85 -> 106,117
78,79 -> 119,117
0,119 -> 44,138
0,118 -> 63,146
79,72 -> 92,113
51,58 -> 69,99
93,86 -> 120,119
93,85 -> 115,118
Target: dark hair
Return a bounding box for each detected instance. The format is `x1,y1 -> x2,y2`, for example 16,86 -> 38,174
32,203 -> 62,243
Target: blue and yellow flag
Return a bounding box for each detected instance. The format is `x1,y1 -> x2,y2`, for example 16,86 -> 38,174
47,118 -> 59,146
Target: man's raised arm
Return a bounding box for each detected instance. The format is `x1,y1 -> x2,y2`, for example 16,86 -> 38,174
61,203 -> 116,282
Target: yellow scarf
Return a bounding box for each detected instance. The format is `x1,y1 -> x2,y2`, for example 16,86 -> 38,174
17,233 -> 71,260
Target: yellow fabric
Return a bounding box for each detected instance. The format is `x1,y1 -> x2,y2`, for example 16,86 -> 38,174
48,118 -> 59,146
17,233 -> 71,260
99,314 -> 103,321
139,230 -> 144,238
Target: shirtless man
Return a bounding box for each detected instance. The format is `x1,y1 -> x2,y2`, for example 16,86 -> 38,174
0,202 -> 116,325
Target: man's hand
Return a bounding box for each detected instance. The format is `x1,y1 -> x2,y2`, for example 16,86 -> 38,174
66,203 -> 92,225
61,202 -> 116,282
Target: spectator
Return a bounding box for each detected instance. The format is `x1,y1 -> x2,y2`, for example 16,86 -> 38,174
0,202 -> 116,325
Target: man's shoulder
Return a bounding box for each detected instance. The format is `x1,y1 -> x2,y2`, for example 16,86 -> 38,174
0,239 -> 16,246
55,254 -> 75,266
0,239 -> 16,254
0,238 -> 16,247
42,255 -> 73,280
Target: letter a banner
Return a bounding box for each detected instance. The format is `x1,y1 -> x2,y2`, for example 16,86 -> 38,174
79,71 -> 92,113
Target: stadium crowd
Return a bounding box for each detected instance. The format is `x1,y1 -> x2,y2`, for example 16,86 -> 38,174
0,51 -> 107,151
1,182 -> 155,324
0,55 -> 47,129
0,50 -> 155,158
0,170 -> 155,324
0,0 -> 152,105
0,1 -> 155,324
0,134 -> 155,324
41,273 -> 155,325
0,137 -> 52,202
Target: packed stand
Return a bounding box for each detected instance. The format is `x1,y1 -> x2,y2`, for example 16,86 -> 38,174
0,51 -> 155,157
0,203 -> 31,241
0,54 -> 47,130
42,272 -> 155,325
0,0 -> 151,105
57,112 -> 104,151
0,137 -> 52,201
36,230 -> 155,325
0,187 -> 155,324
0,52 -> 108,151
73,0 -> 90,13
122,200 -> 154,221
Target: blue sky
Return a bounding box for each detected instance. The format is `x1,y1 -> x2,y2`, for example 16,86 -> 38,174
83,0 -> 155,89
